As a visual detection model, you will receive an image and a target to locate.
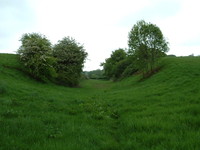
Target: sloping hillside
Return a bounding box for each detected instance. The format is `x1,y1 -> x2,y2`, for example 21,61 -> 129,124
106,56 -> 200,149
0,54 -> 200,150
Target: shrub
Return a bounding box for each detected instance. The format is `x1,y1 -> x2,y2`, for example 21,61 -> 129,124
102,48 -> 127,80
113,58 -> 131,80
17,33 -> 56,82
121,63 -> 138,78
53,37 -> 87,86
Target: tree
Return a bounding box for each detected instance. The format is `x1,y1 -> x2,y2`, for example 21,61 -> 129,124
102,48 -> 127,80
128,20 -> 169,76
53,37 -> 87,86
17,33 -> 56,82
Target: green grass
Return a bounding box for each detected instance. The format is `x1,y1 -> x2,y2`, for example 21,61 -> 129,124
0,54 -> 200,150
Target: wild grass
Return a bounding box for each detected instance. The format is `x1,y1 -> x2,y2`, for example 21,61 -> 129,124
0,54 -> 200,149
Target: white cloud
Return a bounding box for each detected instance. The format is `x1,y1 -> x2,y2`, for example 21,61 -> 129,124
155,0 -> 200,56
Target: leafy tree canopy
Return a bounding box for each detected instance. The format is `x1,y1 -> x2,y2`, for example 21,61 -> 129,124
53,37 -> 87,86
128,20 -> 169,75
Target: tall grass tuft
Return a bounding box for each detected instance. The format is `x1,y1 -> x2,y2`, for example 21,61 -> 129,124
0,81 -> 7,94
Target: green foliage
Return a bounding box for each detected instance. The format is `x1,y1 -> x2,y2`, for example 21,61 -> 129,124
128,20 -> 169,76
85,69 -> 105,79
102,48 -> 127,80
115,55 -> 139,79
17,33 -> 56,82
121,61 -> 138,78
53,37 -> 87,86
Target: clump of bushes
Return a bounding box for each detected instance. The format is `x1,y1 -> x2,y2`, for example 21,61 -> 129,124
102,20 -> 169,80
101,48 -> 139,80
17,33 -> 87,87
18,33 -> 56,82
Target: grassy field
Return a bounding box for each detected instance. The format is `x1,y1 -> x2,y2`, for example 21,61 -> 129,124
0,53 -> 200,150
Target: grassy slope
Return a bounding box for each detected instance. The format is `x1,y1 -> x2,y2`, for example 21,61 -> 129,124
0,54 -> 200,150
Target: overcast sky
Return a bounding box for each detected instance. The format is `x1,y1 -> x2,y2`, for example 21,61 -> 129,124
1,0 -> 200,70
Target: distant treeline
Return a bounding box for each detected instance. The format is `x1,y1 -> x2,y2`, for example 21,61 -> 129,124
84,69 -> 105,80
